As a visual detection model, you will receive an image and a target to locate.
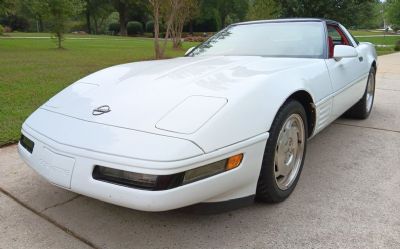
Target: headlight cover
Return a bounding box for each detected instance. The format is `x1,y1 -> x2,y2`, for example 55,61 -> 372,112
156,95 -> 227,134
92,154 -> 243,191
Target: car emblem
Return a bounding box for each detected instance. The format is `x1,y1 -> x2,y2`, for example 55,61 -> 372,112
92,105 -> 111,116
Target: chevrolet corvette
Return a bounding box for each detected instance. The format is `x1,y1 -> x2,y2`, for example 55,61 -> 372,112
19,18 -> 377,211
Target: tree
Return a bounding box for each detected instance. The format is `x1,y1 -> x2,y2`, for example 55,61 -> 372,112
246,0 -> 281,20
40,0 -> 84,48
126,1 -> 151,26
0,0 -> 15,16
196,0 -> 248,30
111,0 -> 145,36
19,0 -> 46,32
170,0 -> 199,48
112,0 -> 128,35
215,0 -> 248,28
278,0 -> 380,28
387,0 -> 400,30
149,0 -> 180,58
84,0 -> 113,34
339,0 -> 381,29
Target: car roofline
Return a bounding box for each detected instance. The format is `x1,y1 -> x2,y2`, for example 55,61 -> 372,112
232,18 -> 339,26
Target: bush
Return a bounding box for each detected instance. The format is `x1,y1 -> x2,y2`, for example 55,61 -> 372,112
104,12 -> 119,34
0,24 -> 3,35
4,26 -> 12,32
108,22 -> 120,34
184,36 -> 208,42
145,21 -> 154,33
145,20 -> 166,33
127,21 -> 143,35
70,22 -> 87,33
395,40 -> 400,51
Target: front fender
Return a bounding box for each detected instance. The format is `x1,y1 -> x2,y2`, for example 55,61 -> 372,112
189,60 -> 331,153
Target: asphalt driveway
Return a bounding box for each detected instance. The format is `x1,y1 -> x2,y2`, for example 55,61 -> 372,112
1,53 -> 399,249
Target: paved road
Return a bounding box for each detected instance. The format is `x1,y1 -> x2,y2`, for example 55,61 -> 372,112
1,53 -> 399,249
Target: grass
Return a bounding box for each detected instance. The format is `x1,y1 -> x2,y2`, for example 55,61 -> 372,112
348,30 -> 400,55
356,36 -> 400,56
0,33 -> 198,146
349,29 -> 388,36
0,31 -> 399,146
6,32 -> 138,39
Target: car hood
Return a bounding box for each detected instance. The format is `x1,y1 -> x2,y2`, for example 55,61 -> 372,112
41,56 -> 317,137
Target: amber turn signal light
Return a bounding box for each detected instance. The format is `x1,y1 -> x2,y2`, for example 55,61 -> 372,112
226,154 -> 243,170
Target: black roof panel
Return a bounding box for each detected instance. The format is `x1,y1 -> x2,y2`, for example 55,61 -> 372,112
233,18 -> 339,26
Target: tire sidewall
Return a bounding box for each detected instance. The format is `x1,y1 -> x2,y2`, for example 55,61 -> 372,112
366,67 -> 376,116
257,100 -> 308,201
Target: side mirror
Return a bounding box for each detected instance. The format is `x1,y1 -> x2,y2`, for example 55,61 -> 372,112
333,45 -> 358,60
185,47 -> 195,56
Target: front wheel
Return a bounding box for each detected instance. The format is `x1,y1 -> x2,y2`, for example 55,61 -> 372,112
256,100 -> 308,203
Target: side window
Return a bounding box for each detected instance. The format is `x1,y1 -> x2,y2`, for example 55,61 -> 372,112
339,23 -> 359,46
348,33 -> 360,46
327,25 -> 349,46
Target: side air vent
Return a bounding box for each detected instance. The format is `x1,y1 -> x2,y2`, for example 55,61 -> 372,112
20,134 -> 35,153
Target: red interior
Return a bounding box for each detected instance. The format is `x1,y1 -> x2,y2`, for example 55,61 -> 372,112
334,26 -> 350,45
328,36 -> 334,58
327,25 -> 350,58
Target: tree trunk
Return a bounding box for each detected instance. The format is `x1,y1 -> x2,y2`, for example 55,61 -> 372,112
118,2 -> 127,36
172,19 -> 184,49
189,20 -> 193,35
220,14 -> 226,29
152,1 -> 161,59
38,16 -> 44,32
57,32 -> 62,49
86,10 -> 91,34
150,0 -> 177,58
94,16 -> 98,34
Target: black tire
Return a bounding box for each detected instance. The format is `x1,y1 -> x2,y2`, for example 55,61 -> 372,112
344,67 -> 376,119
256,100 -> 308,203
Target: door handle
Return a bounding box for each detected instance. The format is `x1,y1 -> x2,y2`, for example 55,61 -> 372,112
358,56 -> 364,62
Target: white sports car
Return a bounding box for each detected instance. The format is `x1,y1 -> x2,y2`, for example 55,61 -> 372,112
19,18 -> 377,212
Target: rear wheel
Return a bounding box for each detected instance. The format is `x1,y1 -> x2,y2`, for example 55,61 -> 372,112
256,100 -> 308,203
345,67 -> 376,119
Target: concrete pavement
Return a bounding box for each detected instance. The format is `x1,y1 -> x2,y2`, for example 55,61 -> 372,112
1,53 -> 399,249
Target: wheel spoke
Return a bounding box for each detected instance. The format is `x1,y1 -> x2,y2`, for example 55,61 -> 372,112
366,71 -> 375,113
275,148 -> 285,177
274,113 -> 305,190
281,163 -> 291,177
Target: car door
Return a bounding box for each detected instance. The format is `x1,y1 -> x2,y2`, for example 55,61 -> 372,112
324,24 -> 369,120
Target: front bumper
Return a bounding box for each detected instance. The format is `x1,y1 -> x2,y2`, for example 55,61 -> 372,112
19,123 -> 268,212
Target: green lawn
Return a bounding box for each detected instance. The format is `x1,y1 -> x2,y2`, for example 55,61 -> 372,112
356,36 -> 400,56
0,34 -> 197,146
348,30 -> 400,55
6,32 -> 138,39
0,32 -> 399,146
349,29 -> 388,36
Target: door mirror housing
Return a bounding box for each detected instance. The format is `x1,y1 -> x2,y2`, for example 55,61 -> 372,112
333,45 -> 358,60
185,47 -> 195,56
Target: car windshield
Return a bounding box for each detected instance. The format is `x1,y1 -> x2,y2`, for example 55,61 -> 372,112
189,22 -> 325,58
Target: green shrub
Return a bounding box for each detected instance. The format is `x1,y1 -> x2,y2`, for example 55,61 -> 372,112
0,24 -> 3,35
127,21 -> 143,35
70,22 -> 87,33
145,20 -> 166,33
108,22 -> 120,34
145,21 -> 154,33
395,40 -> 400,52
